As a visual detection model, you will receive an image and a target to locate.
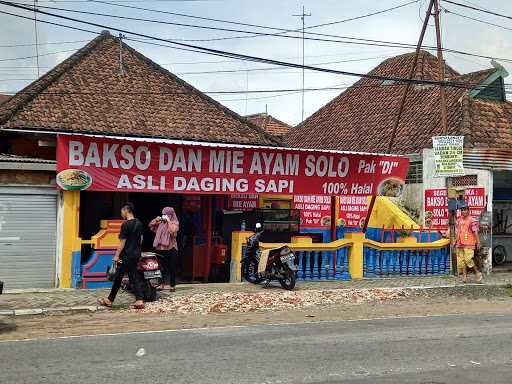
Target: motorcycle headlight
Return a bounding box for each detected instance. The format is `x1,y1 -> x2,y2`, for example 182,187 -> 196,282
280,246 -> 291,256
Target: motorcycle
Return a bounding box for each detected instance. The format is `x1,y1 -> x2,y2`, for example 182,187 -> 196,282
108,252 -> 162,302
241,223 -> 297,290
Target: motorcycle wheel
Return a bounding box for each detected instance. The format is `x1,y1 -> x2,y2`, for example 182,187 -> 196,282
278,270 -> 296,290
143,281 -> 157,302
493,245 -> 507,265
242,259 -> 263,284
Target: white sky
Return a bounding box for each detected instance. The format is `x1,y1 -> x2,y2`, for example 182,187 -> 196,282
1,0 -> 511,126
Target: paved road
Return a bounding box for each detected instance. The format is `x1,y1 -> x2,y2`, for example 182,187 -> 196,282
1,313 -> 512,383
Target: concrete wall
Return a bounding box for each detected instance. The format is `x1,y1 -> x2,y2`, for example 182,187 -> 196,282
422,149 -> 493,202
0,170 -> 55,186
423,148 -> 494,273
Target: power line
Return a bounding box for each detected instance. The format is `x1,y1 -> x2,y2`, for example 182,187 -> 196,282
0,39 -> 90,48
0,49 -> 402,67
14,0 -> 209,2
91,0 -> 435,52
12,0 -> 444,52
21,0 -> 467,60
10,0 -> 512,65
0,2 -> 500,90
91,0 -> 419,41
0,54 -> 396,75
173,56 -> 394,75
0,48 -> 78,62
443,7 -> 512,32
10,1 -> 426,47
0,81 -> 493,96
443,0 -> 512,21
0,78 -> 35,81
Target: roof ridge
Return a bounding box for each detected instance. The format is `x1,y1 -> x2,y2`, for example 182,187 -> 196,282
460,93 -> 472,146
245,112 -> 268,118
454,67 -> 497,80
0,31 -> 111,125
268,115 -> 292,128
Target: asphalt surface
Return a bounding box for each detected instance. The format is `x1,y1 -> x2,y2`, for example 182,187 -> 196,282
1,313 -> 512,383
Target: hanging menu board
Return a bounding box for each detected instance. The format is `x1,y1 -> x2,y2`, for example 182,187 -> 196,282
432,136 -> 464,177
227,194 -> 259,211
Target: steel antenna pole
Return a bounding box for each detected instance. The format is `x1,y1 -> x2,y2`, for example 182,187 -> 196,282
293,6 -> 311,123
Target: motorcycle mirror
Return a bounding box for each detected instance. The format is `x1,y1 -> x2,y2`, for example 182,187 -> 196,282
255,222 -> 262,231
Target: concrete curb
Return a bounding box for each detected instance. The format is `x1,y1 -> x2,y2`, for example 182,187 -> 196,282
0,305 -> 107,317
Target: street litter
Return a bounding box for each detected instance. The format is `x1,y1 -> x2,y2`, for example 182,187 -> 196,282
138,288 -> 408,314
136,348 -> 146,357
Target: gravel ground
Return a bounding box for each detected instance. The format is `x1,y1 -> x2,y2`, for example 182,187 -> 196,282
139,288 -> 410,314
407,284 -> 512,300
3,286 -> 512,341
138,284 -> 512,315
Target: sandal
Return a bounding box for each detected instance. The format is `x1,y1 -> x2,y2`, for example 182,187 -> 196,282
97,297 -> 113,308
130,303 -> 145,310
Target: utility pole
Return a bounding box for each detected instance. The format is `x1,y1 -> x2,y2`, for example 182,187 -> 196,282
33,0 -> 40,78
293,6 -> 311,123
433,0 -> 448,136
433,0 -> 456,274
364,0 -> 436,234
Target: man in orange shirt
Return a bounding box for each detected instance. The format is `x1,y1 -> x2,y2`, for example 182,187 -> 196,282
456,203 -> 482,283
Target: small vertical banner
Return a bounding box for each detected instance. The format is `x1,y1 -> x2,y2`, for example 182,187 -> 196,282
292,195 -> 332,228
432,136 -> 464,177
338,195 -> 369,229
424,188 -> 449,229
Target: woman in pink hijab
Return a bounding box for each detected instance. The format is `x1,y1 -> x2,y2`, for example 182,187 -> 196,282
149,207 -> 179,292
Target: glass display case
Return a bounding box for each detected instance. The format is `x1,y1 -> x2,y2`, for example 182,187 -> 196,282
255,209 -> 301,243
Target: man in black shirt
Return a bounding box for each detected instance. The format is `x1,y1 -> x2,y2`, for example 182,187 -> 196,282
98,202 -> 145,309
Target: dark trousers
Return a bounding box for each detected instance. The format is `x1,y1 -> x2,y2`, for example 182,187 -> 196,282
108,256 -> 144,302
159,248 -> 178,287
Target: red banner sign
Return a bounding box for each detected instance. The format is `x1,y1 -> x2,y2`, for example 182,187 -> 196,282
56,135 -> 409,195
292,195 -> 332,228
424,187 -> 486,229
339,195 -> 369,228
424,189 -> 449,229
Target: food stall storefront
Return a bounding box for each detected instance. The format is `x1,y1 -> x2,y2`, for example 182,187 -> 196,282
57,133 -> 409,288
1,32 -> 411,289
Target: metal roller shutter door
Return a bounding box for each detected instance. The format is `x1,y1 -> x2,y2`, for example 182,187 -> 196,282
0,192 -> 57,289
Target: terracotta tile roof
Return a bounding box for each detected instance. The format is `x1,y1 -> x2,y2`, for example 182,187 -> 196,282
0,32 -> 280,146
245,113 -> 291,138
454,68 -> 496,85
0,94 -> 10,105
285,51 -> 505,154
464,97 -> 512,148
0,153 -> 56,164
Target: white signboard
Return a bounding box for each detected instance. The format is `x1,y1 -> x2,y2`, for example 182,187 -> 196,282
432,136 -> 464,177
